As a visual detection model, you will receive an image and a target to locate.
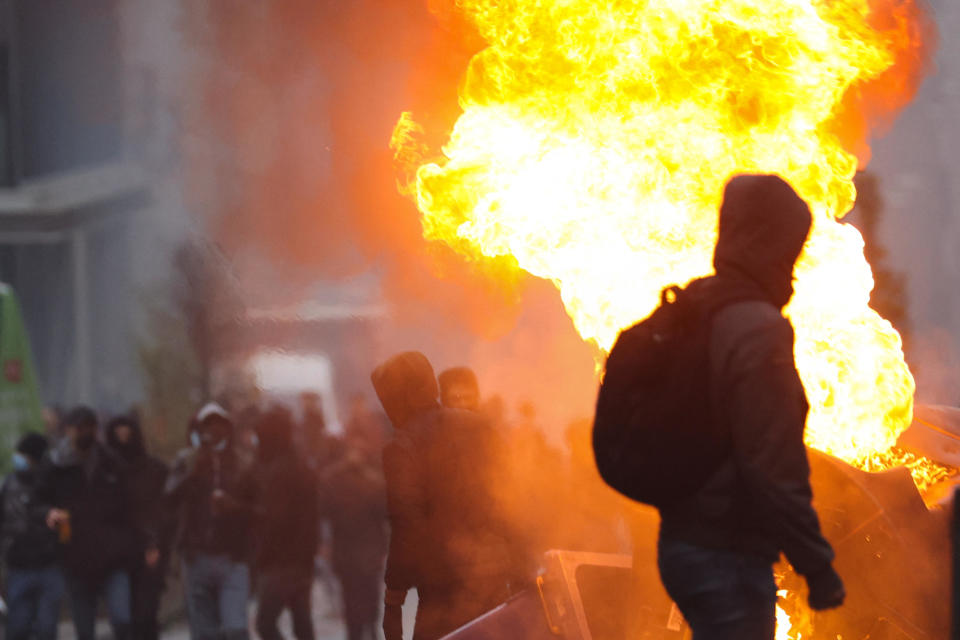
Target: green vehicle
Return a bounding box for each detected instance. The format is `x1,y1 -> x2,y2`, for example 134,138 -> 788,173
0,283 -> 44,466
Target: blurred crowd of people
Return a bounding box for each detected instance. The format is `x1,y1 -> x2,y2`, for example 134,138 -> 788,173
0,366 -> 627,640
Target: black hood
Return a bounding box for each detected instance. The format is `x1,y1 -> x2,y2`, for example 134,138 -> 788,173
106,415 -> 146,460
371,351 -> 439,429
713,174 -> 812,309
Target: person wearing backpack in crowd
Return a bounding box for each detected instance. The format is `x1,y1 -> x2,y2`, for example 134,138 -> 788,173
165,403 -> 256,640
39,406 -> 139,640
106,416 -> 171,640
252,406 -> 319,640
597,175 -> 844,639
372,351 -> 519,640
0,433 -> 63,640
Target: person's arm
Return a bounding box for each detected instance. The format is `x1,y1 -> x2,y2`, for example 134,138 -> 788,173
718,306 -> 838,578
381,435 -> 426,640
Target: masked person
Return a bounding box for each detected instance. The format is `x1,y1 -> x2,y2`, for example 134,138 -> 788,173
106,416 -> 170,640
252,406 -> 318,640
373,352 -> 519,640
165,403 -> 256,640
0,433 -> 63,640
38,406 -> 138,640
437,367 -> 480,412
656,175 -> 844,639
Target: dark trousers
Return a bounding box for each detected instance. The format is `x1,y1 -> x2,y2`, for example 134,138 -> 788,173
130,563 -> 165,640
336,566 -> 380,640
6,565 -> 65,640
67,570 -> 132,640
657,537 -> 777,640
255,567 -> 314,640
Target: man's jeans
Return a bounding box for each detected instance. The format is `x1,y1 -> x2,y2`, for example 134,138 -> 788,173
67,569 -> 132,640
657,537 -> 777,640
182,554 -> 251,640
6,565 -> 65,640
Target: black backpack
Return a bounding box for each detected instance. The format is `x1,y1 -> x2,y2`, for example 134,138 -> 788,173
592,283 -> 732,509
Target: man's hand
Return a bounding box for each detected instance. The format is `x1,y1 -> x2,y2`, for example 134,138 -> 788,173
145,547 -> 161,569
382,603 -> 403,640
46,508 -> 69,530
806,564 -> 845,611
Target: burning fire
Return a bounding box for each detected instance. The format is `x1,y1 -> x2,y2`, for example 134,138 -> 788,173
394,0 -> 935,475
394,4 -> 938,635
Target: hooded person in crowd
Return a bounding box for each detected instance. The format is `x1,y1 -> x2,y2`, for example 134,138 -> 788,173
656,175 -> 844,638
165,403 -> 256,640
252,406 -> 319,640
373,351 -> 520,640
38,406 -> 138,640
0,433 -> 63,640
319,409 -> 389,640
437,367 -> 480,412
106,416 -> 170,640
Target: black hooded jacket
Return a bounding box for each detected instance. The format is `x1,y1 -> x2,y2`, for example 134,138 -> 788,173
659,175 -> 835,577
164,413 -> 256,562
106,417 -> 171,557
36,440 -> 140,585
252,407 -> 319,572
373,352 -> 517,632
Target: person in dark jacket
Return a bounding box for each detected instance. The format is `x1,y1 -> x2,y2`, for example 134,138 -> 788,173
38,406 -> 138,640
165,403 -> 256,640
106,416 -> 170,640
373,351 -> 519,640
252,406 -> 319,640
319,415 -> 389,640
656,174 -> 845,639
0,433 -> 63,640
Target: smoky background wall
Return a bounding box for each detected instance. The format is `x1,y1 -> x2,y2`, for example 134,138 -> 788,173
0,0 -> 957,444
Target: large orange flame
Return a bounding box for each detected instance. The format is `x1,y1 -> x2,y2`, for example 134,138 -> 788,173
394,2 -> 934,470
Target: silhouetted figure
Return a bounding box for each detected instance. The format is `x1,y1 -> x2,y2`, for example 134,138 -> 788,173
656,175 -> 844,638
106,416 -> 170,640
1,433 -> 62,640
437,367 -> 480,411
253,406 -> 319,640
39,406 -> 137,640
319,422 -> 388,640
373,352 -> 517,640
301,392 -> 342,469
165,403 -> 255,640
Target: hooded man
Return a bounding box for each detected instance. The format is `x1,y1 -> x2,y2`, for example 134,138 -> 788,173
373,352 -> 519,640
38,406 -> 138,640
165,402 -> 256,640
437,367 -> 480,412
656,174 -> 844,639
252,406 -> 319,640
106,416 -> 170,640
0,433 -> 63,640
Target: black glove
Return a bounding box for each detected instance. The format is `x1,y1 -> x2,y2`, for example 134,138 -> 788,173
806,564 -> 845,611
383,603 -> 403,640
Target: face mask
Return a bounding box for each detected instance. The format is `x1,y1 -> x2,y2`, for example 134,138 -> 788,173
12,453 -> 30,472
213,438 -> 228,452
190,432 -> 201,449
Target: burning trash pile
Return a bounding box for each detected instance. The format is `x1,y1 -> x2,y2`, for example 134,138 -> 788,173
392,0 -> 946,637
